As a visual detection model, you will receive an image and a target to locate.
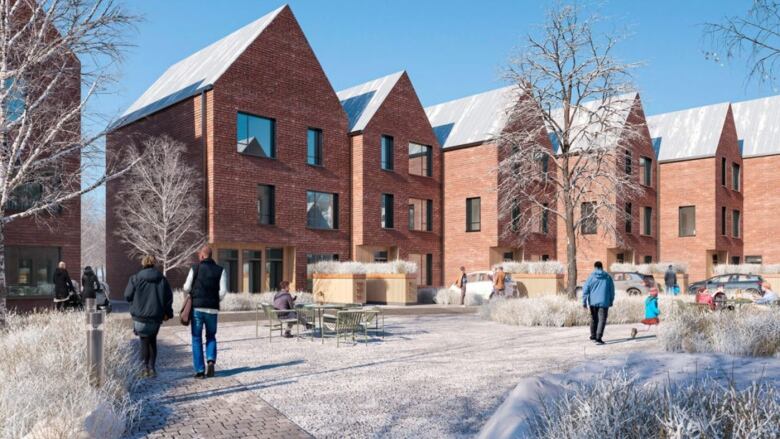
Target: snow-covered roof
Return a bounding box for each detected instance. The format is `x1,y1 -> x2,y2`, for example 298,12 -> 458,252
336,72 -> 404,133
646,102 -> 730,162
425,85 -> 519,149
547,93 -> 638,152
111,5 -> 286,130
731,95 -> 780,158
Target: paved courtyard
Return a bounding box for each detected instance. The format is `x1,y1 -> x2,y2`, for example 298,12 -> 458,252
126,313 -> 657,438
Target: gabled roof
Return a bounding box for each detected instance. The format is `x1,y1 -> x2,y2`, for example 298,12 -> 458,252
646,102 -> 730,162
731,95 -> 780,158
336,71 -> 404,133
111,5 -> 287,130
548,93 -> 639,152
425,85 -> 519,149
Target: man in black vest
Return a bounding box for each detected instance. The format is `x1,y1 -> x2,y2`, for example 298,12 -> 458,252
183,246 -> 227,379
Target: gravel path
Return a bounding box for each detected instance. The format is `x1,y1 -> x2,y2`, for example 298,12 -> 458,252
147,314 -> 655,438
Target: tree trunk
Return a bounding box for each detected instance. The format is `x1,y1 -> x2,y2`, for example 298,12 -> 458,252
0,221 -> 7,326
561,154 -> 578,299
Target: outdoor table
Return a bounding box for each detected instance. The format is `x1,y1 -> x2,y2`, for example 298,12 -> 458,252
301,303 -> 351,344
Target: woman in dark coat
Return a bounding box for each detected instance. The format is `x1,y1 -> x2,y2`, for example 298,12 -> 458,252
81,266 -> 100,300
53,261 -> 75,310
124,255 -> 173,378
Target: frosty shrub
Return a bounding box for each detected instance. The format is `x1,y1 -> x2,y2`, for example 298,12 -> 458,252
307,260 -> 418,275
173,291 -> 314,313
713,263 -> 780,275
434,287 -> 484,306
610,261 -> 688,274
0,312 -> 139,439
530,371 -> 780,439
492,261 -> 565,275
659,306 -> 780,357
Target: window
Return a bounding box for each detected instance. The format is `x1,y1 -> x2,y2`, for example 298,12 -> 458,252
581,202 -> 596,235
5,246 -> 60,296
640,156 -> 652,186
257,185 -> 275,225
373,251 -> 388,262
541,255 -> 550,261
644,255 -> 653,263
5,182 -> 43,211
381,193 -> 394,229
217,249 -> 239,293
502,252 -> 514,261
541,203 -> 549,234
624,149 -> 632,174
679,206 -> 696,237
732,209 -> 741,238
721,206 -> 727,236
409,253 -> 433,286
732,163 -> 740,191
237,112 -> 275,158
616,253 -> 625,263
381,135 -> 394,170
642,206 -> 652,236
721,158 -> 727,186
3,77 -> 25,122
540,154 -> 550,177
266,248 -> 284,291
242,250 -> 262,293
624,203 -> 632,233
409,143 -> 432,177
307,191 -> 338,229
408,198 -> 432,231
307,128 -> 323,165
510,203 -> 521,232
466,197 -> 481,232
745,255 -> 763,264
731,256 -> 741,265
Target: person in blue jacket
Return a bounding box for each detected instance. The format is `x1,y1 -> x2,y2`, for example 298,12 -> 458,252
581,261 -> 615,345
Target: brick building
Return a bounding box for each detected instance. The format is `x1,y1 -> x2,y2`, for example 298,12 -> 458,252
337,71 -> 443,287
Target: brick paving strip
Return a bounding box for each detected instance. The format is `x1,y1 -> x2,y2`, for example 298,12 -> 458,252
124,330 -> 313,439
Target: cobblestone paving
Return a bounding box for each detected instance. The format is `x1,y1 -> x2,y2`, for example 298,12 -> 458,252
125,329 -> 312,439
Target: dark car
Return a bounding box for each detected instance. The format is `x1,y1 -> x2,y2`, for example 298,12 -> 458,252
687,273 -> 765,296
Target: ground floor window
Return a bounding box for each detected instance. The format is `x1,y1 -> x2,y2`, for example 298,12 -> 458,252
745,255 -> 762,264
5,246 -> 60,296
266,248 -> 284,291
409,253 -> 433,287
373,251 -> 388,263
242,250 -> 262,293
731,256 -> 741,265
502,251 -> 514,261
217,249 -> 239,292
541,255 -> 550,261
644,255 -> 652,263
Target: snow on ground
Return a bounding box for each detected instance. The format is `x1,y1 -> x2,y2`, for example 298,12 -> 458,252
158,314 -> 657,438
479,351 -> 780,439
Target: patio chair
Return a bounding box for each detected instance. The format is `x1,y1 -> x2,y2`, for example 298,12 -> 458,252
294,304 -> 317,340
359,307 -> 384,338
335,310 -> 366,347
256,303 -> 300,342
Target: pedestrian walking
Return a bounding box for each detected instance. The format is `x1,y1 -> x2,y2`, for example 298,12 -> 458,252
493,266 -> 506,298
582,261 -> 615,345
53,261 -> 75,311
455,266 -> 468,306
664,265 -> 677,294
81,266 -> 100,300
124,255 -> 173,378
183,245 -> 227,379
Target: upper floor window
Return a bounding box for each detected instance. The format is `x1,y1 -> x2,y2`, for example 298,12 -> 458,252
721,157 -> 727,186
257,184 -> 275,225
466,197 -> 481,232
679,206 -> 696,237
640,156 -> 652,186
409,143 -> 432,177
581,202 -> 597,235
5,182 -> 42,212
624,202 -> 632,233
642,206 -> 652,236
721,206 -> 727,236
732,163 -> 741,191
624,149 -> 632,174
510,202 -> 521,232
732,209 -> 741,238
408,198 -> 433,232
237,112 -> 275,158
381,193 -> 394,229
307,191 -> 338,229
541,203 -> 549,234
381,135 -> 394,170
307,128 -> 323,166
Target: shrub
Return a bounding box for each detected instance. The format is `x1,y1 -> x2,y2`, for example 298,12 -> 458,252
0,312 -> 139,438
530,371 -> 780,439
659,306 -> 780,356
434,287 -> 484,306
492,260 -> 564,275
307,260 -> 418,275
173,291 -> 314,313
713,263 -> 780,275
610,261 -> 687,274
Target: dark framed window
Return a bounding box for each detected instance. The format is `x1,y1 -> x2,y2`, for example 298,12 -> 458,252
466,197 -> 481,232
307,191 -> 338,229
581,202 -> 596,235
732,163 -> 740,191
640,156 -> 652,186
721,206 -> 727,236
745,255 -> 762,264
721,158 -> 727,186
381,135 -> 394,170
541,203 -> 549,234
257,184 -> 275,225
409,142 -> 432,177
642,206 -> 652,236
540,154 -> 549,177
217,249 -> 239,292
307,128 -> 323,166
408,198 -> 432,231
511,203 -> 521,232
679,206 -> 696,237
5,246 -> 60,297
624,149 -> 632,174
237,112 -> 275,158
732,209 -> 741,238
242,250 -> 262,293
644,255 -> 653,263
5,182 -> 43,211
425,254 -> 433,286
374,251 -> 388,262
624,202 -> 632,233
503,252 -> 514,261
381,193 -> 394,229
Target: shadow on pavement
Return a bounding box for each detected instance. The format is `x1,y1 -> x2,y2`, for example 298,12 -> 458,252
219,360 -> 305,377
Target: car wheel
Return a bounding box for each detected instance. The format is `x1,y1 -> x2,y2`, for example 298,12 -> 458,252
627,288 -> 641,296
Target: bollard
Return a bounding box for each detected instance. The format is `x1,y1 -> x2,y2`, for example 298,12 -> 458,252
86,309 -> 105,387
85,297 -> 96,312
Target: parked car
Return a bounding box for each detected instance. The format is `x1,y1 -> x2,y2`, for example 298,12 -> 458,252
452,271 -> 518,300
687,273 -> 765,297
575,271 -> 655,297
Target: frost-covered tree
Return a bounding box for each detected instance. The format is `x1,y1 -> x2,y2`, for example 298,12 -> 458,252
497,3 -> 644,297
114,136 -> 205,276
0,0 -> 137,323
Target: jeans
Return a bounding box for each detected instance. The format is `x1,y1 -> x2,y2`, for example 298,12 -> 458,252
191,310 -> 218,373
589,306 -> 609,340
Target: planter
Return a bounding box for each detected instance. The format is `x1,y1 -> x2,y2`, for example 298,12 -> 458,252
366,274 -> 417,305
311,273 -> 367,304
508,273 -> 565,297
652,272 -> 689,294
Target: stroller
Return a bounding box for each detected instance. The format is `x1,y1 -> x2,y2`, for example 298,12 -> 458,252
61,289 -> 84,311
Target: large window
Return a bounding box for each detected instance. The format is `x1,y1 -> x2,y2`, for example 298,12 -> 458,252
408,198 -> 432,231
624,149 -> 632,174
307,128 -> 323,166
373,251 -> 388,262
381,135 -> 394,170
5,182 -> 43,211
5,246 -> 59,296
733,209 -> 741,238
307,191 -> 338,229
721,206 -> 727,236
640,156 -> 652,186
732,163 -> 741,191
510,203 -> 521,232
642,206 -> 652,236
242,250 -> 262,293
679,206 -> 696,237
409,143 -> 432,177
409,253 -> 433,287
217,249 -> 239,293
581,202 -> 597,235
541,203 -> 549,234
721,158 -> 727,186
257,184 -> 275,225
624,202 -> 632,233
381,193 -> 394,229
237,112 -> 275,158
466,197 -> 481,232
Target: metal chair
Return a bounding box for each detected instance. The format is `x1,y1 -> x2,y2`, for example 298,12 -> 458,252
335,310 -> 366,347
256,303 -> 300,342
359,307 -> 384,338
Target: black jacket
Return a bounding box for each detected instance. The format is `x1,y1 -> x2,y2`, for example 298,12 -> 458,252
81,268 -> 101,299
53,268 -> 74,300
191,258 -> 223,310
125,267 -> 173,324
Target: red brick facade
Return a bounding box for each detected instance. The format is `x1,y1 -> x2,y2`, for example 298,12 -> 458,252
743,154 -> 780,264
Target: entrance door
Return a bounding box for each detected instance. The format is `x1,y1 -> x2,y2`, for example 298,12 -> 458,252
266,248 -> 284,291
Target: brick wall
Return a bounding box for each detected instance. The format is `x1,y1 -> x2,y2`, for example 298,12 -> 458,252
743,154 -> 780,263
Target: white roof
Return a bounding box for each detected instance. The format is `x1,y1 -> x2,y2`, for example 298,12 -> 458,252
548,93 -> 638,152
647,102 -> 730,162
732,95 -> 780,158
112,5 -> 286,130
336,71 -> 404,133
425,85 -> 519,149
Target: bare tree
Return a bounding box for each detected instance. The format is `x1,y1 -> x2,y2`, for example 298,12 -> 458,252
81,193 -> 105,275
0,0 -> 138,322
497,3 -> 645,297
705,0 -> 780,86
114,136 -> 205,276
